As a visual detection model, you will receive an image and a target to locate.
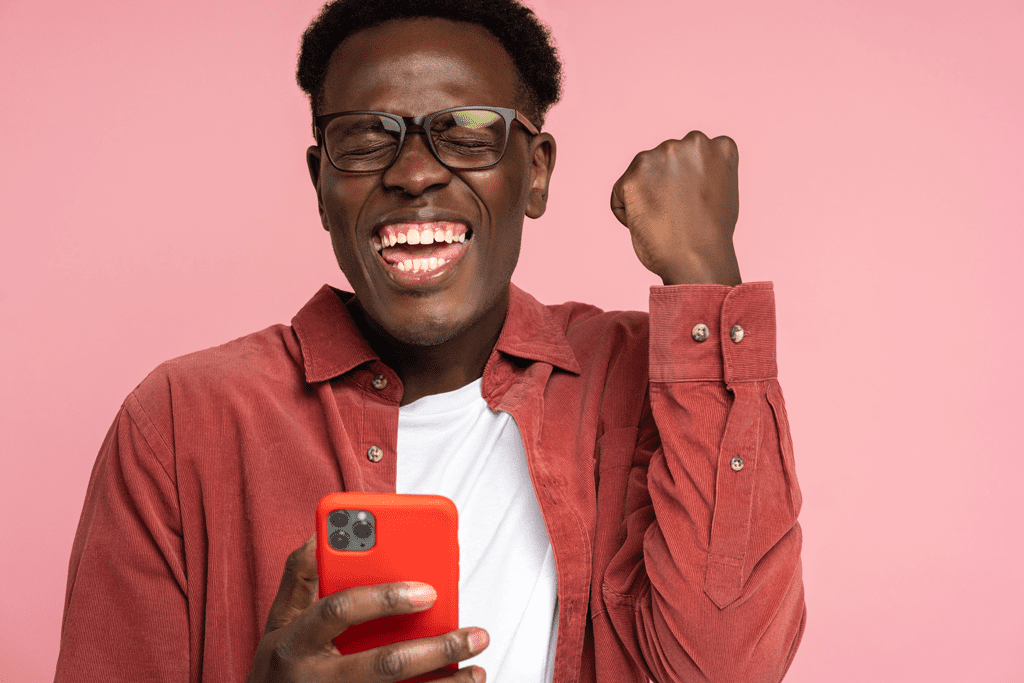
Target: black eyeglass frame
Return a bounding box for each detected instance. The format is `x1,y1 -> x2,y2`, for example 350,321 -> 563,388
314,106 -> 540,173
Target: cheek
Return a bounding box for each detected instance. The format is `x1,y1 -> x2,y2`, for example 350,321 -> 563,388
477,166 -> 531,231
329,229 -> 356,269
468,158 -> 531,284
321,175 -> 379,276
322,172 -> 377,227
479,181 -> 526,282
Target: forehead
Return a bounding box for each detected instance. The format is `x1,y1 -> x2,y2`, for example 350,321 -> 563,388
321,18 -> 522,116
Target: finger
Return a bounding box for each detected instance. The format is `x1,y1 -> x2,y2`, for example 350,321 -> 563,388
421,664 -> 486,683
609,182 -> 628,227
382,664 -> 485,683
610,155 -> 646,229
263,534 -> 319,633
338,627 -> 489,683
284,581 -> 439,654
713,136 -> 739,168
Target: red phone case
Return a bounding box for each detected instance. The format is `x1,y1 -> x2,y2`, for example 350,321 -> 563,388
316,493 -> 459,682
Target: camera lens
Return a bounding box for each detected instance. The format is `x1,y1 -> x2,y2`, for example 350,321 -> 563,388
329,529 -> 350,550
352,521 -> 372,539
328,511 -> 349,528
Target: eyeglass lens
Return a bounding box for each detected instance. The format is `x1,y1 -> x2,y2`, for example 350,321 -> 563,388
323,109 -> 508,172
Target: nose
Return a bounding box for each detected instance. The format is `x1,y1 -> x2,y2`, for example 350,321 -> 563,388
381,130 -> 453,196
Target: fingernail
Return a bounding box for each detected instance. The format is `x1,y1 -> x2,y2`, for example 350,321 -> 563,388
468,629 -> 488,655
472,665 -> 486,683
405,582 -> 436,608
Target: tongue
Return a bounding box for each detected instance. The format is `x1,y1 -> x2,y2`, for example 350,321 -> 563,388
381,241 -> 465,264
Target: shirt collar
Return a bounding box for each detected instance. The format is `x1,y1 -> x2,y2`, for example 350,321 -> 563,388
292,284 -> 581,384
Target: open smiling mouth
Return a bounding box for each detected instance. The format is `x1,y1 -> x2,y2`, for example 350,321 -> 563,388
373,222 -> 471,277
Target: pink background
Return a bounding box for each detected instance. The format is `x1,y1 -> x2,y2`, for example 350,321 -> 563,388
2,0 -> 1022,680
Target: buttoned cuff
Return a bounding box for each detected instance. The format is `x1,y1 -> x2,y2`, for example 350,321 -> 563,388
649,281 -> 777,384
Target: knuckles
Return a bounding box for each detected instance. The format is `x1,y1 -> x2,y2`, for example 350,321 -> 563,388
255,633 -> 304,681
368,630 -> 466,681
317,583 -> 410,630
636,131 -> 737,167
440,632 -> 464,664
372,646 -> 407,679
318,583 -> 407,628
320,591 -> 352,625
270,638 -> 300,667
378,583 -> 405,612
712,134 -> 739,162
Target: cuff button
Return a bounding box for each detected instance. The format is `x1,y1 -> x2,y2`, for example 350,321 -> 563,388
692,323 -> 710,342
367,446 -> 384,463
730,324 -> 745,343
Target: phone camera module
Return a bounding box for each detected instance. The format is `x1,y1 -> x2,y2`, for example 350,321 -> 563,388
327,508 -> 376,551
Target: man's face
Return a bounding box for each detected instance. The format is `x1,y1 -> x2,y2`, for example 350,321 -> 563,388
307,18 -> 556,347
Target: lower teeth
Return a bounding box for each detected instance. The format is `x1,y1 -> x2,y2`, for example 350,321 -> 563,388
398,258 -> 447,273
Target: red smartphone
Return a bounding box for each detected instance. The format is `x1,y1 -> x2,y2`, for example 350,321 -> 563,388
316,493 -> 459,682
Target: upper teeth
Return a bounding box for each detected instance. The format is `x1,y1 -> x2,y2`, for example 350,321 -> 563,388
374,222 -> 468,251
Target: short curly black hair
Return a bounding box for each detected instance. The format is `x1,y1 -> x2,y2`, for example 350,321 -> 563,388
296,0 -> 562,135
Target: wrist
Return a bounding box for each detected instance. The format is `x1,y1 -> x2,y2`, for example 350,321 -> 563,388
657,252 -> 742,286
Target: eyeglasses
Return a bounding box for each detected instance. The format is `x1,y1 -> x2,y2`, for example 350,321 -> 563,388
315,106 -> 539,173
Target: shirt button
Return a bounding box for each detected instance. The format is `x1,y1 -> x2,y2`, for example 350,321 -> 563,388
371,374 -> 387,390
730,456 -> 745,471
692,323 -> 710,342
730,324 -> 745,343
366,446 -> 384,463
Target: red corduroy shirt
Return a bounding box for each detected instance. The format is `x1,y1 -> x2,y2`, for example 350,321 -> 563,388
56,282 -> 805,683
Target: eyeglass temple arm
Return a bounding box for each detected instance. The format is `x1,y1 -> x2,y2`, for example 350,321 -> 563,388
514,111 -> 541,136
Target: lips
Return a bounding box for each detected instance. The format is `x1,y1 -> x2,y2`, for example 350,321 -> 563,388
372,221 -> 471,278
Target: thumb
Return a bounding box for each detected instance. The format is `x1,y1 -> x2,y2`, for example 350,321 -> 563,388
263,534 -> 319,634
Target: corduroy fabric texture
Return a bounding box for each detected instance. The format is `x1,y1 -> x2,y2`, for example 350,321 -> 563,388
56,281 -> 804,683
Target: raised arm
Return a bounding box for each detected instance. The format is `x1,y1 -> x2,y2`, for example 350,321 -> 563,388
598,132 -> 805,681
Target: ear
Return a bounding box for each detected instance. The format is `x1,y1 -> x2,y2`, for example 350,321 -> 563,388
306,145 -> 329,230
525,132 -> 556,219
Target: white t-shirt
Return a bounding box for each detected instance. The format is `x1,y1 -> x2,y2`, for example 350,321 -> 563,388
396,379 -> 558,683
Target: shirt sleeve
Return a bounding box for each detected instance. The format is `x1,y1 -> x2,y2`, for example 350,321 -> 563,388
55,391 -> 190,682
602,282 -> 806,683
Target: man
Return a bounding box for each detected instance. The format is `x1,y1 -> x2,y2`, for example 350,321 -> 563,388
56,1 -> 805,681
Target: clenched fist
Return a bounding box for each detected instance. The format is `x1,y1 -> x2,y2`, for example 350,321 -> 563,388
610,130 -> 742,286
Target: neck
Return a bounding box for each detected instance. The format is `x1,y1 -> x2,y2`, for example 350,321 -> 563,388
348,293 -> 508,406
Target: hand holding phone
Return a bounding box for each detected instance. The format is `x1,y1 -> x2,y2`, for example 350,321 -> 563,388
316,493 -> 461,671
246,534 -> 488,683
